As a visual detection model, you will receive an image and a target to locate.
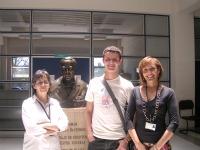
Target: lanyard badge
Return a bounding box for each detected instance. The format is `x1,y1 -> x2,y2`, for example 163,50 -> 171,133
145,122 -> 156,131
142,85 -> 161,131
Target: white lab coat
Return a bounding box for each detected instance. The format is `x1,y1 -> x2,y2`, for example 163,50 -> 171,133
22,96 -> 68,150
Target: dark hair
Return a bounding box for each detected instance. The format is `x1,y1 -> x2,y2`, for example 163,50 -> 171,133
138,56 -> 163,86
32,69 -> 51,94
103,46 -> 122,59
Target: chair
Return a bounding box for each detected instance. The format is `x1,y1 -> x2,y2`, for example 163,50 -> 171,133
179,99 -> 200,134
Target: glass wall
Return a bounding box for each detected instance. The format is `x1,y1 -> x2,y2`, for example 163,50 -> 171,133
0,9 -> 170,130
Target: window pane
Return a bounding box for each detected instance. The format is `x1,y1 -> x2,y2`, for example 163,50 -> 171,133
0,82 -> 30,103
93,57 -> 140,82
32,33 -> 91,56
158,58 -> 169,81
0,56 -> 29,81
122,57 -> 141,81
121,36 -> 145,56
93,57 -> 104,77
93,12 -> 144,34
93,57 -> 141,81
0,81 -> 29,130
92,34 -> 145,56
122,58 -> 169,82
32,57 -> 90,83
0,10 -> 30,32
145,15 -> 169,36
94,67 -> 104,77
12,57 -> 29,79
0,107 -> 24,130
33,10 -> 91,32
92,57 -> 142,81
0,33 -> 30,55
94,57 -> 104,67
146,37 -> 169,57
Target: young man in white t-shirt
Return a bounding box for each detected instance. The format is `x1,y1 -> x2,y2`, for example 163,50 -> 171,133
85,46 -> 134,150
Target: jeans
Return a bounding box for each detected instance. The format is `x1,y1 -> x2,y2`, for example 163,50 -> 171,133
88,137 -> 119,150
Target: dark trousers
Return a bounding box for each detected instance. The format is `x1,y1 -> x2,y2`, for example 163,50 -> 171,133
88,137 -> 119,150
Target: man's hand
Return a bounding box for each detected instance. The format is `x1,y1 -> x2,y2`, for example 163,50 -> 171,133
87,132 -> 95,142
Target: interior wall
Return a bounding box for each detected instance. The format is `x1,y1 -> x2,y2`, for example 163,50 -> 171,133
170,11 -> 195,128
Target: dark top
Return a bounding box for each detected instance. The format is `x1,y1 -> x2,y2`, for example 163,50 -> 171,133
125,85 -> 179,144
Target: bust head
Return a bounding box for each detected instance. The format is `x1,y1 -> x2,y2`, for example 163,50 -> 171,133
60,57 -> 77,82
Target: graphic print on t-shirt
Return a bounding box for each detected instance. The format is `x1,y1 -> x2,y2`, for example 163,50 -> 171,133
101,95 -> 111,107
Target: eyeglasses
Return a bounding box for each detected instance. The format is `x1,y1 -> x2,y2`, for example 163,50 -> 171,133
143,67 -> 157,73
36,80 -> 49,85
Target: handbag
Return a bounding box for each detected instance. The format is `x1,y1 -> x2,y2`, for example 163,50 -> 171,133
103,79 -> 133,149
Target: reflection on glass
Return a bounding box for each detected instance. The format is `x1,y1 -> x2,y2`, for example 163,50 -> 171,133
93,57 -> 104,77
0,10 -> 30,32
93,12 -> 144,34
0,33 -> 30,55
94,68 -> 104,77
146,15 -> 169,36
0,82 -> 30,98
146,37 -> 169,57
0,56 -> 29,81
94,57 -> 104,67
122,58 -> 141,81
93,57 -> 142,81
33,10 -> 90,32
158,58 -> 169,81
12,57 -> 29,79
32,33 -> 91,56
92,35 -> 145,56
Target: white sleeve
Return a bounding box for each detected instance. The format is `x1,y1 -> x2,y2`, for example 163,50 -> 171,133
22,99 -> 47,136
55,102 -> 68,132
84,79 -> 94,102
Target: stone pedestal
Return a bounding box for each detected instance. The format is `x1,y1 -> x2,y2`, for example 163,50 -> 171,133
59,107 -> 88,150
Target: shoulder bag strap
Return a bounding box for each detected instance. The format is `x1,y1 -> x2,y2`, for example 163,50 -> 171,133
103,79 -> 127,132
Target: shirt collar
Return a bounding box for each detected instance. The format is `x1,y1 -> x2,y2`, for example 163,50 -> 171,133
32,95 -> 53,105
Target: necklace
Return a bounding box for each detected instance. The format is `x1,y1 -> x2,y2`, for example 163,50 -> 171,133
142,85 -> 160,123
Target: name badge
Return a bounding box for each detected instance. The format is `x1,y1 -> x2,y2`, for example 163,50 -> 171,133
145,122 -> 156,131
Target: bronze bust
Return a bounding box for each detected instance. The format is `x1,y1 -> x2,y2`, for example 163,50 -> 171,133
51,57 -> 87,108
